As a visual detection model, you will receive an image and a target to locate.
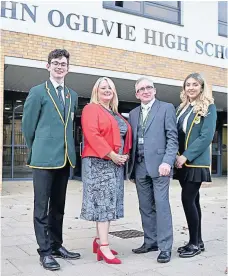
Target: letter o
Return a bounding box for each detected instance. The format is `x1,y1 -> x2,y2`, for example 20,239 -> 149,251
48,10 -> 64,27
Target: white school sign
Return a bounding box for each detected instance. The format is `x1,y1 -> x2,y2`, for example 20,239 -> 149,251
1,1 -> 227,68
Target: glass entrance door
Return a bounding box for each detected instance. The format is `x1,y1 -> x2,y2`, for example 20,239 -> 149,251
3,94 -> 32,179
72,116 -> 83,180
212,130 -> 222,176
222,126 -> 227,175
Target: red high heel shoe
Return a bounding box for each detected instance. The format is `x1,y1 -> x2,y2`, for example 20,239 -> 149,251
93,238 -> 118,255
97,244 -> 121,264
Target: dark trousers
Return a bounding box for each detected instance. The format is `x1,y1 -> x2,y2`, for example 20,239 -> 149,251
179,180 -> 202,245
32,163 -> 70,256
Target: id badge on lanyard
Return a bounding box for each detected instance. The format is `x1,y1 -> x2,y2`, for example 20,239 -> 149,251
138,110 -> 149,145
138,137 -> 144,145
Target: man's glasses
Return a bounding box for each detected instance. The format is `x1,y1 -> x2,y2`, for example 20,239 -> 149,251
51,61 -> 68,68
137,85 -> 154,93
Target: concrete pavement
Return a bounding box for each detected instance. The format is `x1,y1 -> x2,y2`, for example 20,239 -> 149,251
1,178 -> 227,276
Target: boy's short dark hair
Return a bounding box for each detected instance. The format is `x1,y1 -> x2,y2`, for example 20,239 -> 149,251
48,49 -> 70,64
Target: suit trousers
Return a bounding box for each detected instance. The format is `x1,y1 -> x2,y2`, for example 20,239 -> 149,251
32,163 -> 70,256
135,160 -> 173,251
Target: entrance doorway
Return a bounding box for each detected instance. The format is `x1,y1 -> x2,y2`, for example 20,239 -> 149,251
212,130 -> 222,176
211,115 -> 227,176
221,125 -> 227,175
72,115 -> 83,180
3,92 -> 31,179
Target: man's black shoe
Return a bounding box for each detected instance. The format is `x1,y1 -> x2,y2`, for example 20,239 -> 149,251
132,243 -> 158,254
157,251 -> 171,263
179,244 -> 201,258
39,255 -> 60,271
177,241 -> 205,253
51,246 -> 81,259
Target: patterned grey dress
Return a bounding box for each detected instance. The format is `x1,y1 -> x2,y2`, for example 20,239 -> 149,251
80,110 -> 128,222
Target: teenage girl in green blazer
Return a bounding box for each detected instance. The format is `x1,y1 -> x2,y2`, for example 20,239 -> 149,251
174,73 -> 217,258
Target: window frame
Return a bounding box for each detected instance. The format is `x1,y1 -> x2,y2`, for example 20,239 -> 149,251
103,1 -> 183,26
218,1 -> 228,38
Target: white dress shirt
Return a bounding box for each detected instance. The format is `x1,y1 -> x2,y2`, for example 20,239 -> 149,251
50,77 -> 65,104
176,101 -> 195,133
141,98 -> 155,122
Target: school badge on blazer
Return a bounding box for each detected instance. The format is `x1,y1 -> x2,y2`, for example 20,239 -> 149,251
194,115 -> 201,124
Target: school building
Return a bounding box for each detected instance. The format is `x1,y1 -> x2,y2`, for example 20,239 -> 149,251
0,1 -> 227,180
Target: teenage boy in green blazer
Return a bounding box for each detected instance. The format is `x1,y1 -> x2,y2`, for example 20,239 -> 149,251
22,49 -> 80,271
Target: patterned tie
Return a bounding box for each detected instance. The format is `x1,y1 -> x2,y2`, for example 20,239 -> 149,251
57,85 -> 65,112
142,106 -> 150,122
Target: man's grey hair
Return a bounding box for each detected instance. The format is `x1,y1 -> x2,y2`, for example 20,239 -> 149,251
135,77 -> 155,91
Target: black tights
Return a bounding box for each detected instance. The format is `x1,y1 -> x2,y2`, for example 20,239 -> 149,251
180,181 -> 202,245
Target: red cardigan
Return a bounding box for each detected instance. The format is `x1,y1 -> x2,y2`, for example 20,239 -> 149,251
81,103 -> 132,159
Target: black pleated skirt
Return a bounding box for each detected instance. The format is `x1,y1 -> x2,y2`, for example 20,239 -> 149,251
173,166 -> 211,183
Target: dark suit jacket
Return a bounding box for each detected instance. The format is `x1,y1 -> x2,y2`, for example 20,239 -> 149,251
128,99 -> 178,178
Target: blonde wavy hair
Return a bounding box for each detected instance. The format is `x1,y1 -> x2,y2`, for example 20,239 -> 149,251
179,73 -> 214,117
90,77 -> 119,113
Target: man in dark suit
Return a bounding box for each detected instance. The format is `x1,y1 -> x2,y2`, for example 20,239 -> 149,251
128,77 -> 178,263
22,49 -> 80,271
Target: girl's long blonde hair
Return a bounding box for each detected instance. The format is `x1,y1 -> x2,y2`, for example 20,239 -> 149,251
179,73 -> 214,117
90,77 -> 119,113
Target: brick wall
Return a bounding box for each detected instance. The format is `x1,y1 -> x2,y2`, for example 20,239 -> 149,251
1,30 -> 227,86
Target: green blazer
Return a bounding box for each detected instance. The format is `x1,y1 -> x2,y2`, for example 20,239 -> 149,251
176,104 -> 217,168
22,80 -> 78,169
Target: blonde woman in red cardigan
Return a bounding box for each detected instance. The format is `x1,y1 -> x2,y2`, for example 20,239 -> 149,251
80,77 -> 132,264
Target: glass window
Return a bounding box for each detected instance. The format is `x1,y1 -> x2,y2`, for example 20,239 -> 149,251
4,100 -> 13,112
13,146 -> 32,178
156,1 -> 179,8
14,118 -> 26,145
144,2 -> 180,24
222,125 -> 227,175
3,147 -> 12,178
218,1 -> 228,37
122,1 -> 141,12
3,93 -> 32,179
103,1 -> 181,25
3,112 -> 13,146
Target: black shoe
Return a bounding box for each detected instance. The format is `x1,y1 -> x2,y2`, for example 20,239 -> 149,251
157,251 -> 171,263
179,244 -> 201,258
199,241 -> 205,251
177,241 -> 205,253
39,255 -> 60,271
132,243 -> 158,254
51,246 -> 81,259
177,243 -> 191,253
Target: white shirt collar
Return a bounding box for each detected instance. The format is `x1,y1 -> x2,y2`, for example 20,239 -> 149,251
50,77 -> 64,90
141,98 -> 155,110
